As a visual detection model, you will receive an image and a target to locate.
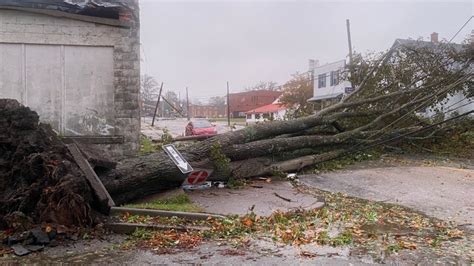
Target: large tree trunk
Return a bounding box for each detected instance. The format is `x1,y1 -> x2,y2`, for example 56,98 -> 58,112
2,45 -> 471,227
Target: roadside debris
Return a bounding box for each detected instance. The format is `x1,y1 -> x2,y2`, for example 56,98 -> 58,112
1,223 -> 106,257
273,192 -> 292,202
182,181 -> 227,191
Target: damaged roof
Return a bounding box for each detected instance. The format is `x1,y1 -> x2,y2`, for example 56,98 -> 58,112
0,0 -> 137,26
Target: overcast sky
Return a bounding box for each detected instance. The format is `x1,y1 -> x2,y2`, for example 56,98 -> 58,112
140,0 -> 473,102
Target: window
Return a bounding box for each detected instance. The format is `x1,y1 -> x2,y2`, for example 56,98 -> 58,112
330,70 -> 339,86
262,113 -> 270,119
255,113 -> 261,119
246,114 -> 252,119
318,73 -> 326,88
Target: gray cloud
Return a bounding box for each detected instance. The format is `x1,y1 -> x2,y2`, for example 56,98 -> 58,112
140,0 -> 473,101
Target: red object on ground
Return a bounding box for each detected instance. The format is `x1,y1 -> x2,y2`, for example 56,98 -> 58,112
186,171 -> 209,185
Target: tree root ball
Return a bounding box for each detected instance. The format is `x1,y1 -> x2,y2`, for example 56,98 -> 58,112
0,99 -> 96,229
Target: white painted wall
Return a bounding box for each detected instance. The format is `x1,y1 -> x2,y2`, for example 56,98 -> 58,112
0,43 -> 114,135
423,90 -> 474,118
310,59 -> 352,101
0,8 -> 141,156
0,10 -> 117,136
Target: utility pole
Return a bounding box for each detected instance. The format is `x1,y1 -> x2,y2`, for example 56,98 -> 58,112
227,81 -> 230,127
346,19 -> 354,79
309,59 -> 316,92
151,82 -> 164,127
186,87 -> 190,121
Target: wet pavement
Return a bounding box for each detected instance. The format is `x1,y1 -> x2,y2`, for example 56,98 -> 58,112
187,180 -> 324,216
1,236 -> 373,265
299,166 -> 474,230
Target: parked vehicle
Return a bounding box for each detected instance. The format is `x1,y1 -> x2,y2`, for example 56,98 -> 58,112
185,119 -> 217,136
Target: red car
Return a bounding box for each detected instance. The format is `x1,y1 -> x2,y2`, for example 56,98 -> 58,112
185,119 -> 217,136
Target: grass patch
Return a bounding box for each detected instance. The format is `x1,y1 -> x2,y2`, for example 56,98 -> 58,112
140,135 -> 158,155
125,194 -> 204,213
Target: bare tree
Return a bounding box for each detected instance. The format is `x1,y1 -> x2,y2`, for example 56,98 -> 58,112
140,74 -> 159,103
245,81 -> 280,91
209,96 -> 226,107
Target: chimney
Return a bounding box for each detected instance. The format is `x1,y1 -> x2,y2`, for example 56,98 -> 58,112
430,32 -> 439,43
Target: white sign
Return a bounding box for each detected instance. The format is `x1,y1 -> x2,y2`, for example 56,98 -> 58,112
163,144 -> 193,174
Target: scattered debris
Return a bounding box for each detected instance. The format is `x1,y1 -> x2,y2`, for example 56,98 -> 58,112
273,192 -> 292,202
11,244 -> 30,257
287,173 -> 297,180
182,182 -> 212,191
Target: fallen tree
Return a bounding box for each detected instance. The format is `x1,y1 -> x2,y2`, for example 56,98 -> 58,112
1,41 -> 472,227
100,41 -> 473,204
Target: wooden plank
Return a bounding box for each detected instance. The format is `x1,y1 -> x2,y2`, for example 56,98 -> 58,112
66,143 -> 115,213
106,222 -> 210,234
62,136 -> 124,144
109,207 -> 225,220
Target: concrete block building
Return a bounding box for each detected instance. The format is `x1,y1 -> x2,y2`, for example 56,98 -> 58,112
0,0 -> 140,157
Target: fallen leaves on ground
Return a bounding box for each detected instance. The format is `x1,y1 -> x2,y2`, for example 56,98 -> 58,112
140,230 -> 203,251
118,185 -> 468,261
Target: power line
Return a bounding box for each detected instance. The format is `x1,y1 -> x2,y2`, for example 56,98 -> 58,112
449,15 -> 473,43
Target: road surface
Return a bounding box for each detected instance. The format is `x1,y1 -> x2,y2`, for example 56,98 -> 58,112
300,166 -> 474,229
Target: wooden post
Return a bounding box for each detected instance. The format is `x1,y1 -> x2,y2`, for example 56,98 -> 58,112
227,81 -> 230,127
186,87 -> 190,121
151,82 -> 164,127
66,143 -> 115,213
161,95 -> 186,117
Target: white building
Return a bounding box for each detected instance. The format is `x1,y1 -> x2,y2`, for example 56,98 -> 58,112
245,102 -> 287,124
307,59 -> 353,107
392,36 -> 473,118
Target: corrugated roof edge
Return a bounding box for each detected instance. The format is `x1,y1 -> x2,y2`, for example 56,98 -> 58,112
0,0 -> 136,27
